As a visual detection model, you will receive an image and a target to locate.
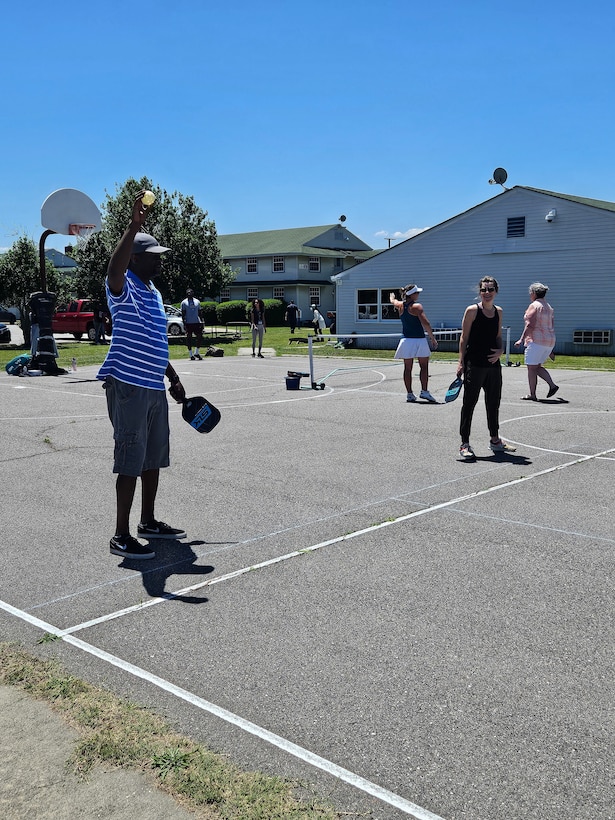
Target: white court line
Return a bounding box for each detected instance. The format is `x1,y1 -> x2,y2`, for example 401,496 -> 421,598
449,508 -> 615,546
1,414 -> 107,423
500,410 -> 615,457
213,374 -> 387,408
61,444 -> 615,635
32,463 -> 502,610
0,599 -> 444,820
32,445 -> 524,612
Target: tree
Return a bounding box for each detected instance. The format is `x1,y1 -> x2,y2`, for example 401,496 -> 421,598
0,236 -> 61,344
74,177 -> 235,303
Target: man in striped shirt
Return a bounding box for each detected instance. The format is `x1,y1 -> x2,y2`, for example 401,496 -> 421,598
99,192 -> 187,560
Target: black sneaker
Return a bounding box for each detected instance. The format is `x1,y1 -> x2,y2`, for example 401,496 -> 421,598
110,534 -> 155,560
137,520 -> 187,539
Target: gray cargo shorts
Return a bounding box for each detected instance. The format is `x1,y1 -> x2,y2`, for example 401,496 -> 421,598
104,376 -> 170,476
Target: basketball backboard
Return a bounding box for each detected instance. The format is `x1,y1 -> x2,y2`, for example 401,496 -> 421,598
41,188 -> 102,236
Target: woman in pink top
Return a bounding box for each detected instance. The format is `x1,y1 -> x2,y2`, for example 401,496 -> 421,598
515,282 -> 559,400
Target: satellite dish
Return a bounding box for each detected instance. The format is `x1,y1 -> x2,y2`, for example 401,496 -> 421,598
489,168 -> 508,187
339,215 -> 346,223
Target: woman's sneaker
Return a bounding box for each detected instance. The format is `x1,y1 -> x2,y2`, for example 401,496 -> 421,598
459,443 -> 475,460
489,439 -> 516,453
137,520 -> 187,539
406,392 -> 417,402
110,534 -> 155,560
419,389 -> 438,403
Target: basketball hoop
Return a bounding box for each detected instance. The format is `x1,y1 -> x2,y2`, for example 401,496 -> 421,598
40,188 -> 102,290
68,223 -> 96,237
68,223 -> 97,249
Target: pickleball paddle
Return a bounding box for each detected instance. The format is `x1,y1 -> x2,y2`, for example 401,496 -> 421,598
444,376 -> 463,403
182,396 -> 221,433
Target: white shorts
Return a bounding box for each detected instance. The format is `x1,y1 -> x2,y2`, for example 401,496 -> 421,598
394,336 -> 431,360
524,342 -> 553,366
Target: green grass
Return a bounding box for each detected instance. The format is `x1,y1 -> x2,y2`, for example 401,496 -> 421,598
1,325 -> 614,371
0,642 -> 342,819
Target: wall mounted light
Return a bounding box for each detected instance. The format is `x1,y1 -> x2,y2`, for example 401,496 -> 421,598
545,209 -> 557,222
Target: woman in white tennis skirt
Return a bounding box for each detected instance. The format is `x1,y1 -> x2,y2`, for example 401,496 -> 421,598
390,284 -> 438,403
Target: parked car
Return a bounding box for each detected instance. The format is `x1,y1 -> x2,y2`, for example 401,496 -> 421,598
52,299 -> 96,341
0,304 -> 18,324
165,305 -> 185,337
0,322 -> 11,343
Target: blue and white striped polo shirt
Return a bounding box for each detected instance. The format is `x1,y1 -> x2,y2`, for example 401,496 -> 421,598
97,270 -> 168,391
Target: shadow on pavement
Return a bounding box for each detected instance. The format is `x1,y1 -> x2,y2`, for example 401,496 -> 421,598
119,540 -> 214,604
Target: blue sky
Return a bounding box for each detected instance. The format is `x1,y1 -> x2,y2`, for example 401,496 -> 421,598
2,0 -> 614,253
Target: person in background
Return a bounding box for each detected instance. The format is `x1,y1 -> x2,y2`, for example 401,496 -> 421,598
98,192 -> 187,560
181,288 -> 204,360
326,311 -> 336,335
457,276 -> 516,460
285,300 -> 299,334
93,299 -> 107,344
514,282 -> 558,400
250,298 -> 266,358
390,284 -> 438,403
311,305 -> 326,339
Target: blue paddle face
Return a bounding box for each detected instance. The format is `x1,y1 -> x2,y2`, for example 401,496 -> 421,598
445,377 -> 463,403
182,396 -> 221,433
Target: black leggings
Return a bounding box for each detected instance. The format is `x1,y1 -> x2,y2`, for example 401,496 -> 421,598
459,363 -> 502,442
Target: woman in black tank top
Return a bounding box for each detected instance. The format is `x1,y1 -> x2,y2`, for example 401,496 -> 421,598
456,277 -> 516,460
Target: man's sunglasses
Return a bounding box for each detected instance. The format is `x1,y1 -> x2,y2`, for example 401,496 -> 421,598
480,287 -> 496,293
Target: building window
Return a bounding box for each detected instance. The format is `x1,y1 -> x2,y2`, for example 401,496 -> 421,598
219,288 -> 230,302
247,288 -> 258,300
357,289 -> 378,320
334,258 -> 343,269
309,287 -> 321,305
273,256 -> 284,272
573,329 -> 612,344
355,288 -> 399,320
246,257 -> 258,273
380,289 -> 399,320
273,287 -> 285,299
309,256 -> 320,272
507,217 -> 525,238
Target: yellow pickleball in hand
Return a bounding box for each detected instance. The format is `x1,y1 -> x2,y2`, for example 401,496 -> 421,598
142,190 -> 155,206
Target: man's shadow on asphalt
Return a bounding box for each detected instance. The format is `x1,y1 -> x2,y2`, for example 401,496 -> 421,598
119,540 -> 214,604
458,453 -> 533,465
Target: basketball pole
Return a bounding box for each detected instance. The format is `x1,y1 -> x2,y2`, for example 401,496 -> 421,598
38,229 -> 55,292
308,336 -> 316,388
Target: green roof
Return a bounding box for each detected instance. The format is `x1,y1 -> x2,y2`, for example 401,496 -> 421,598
521,187 -> 615,212
217,224 -> 373,258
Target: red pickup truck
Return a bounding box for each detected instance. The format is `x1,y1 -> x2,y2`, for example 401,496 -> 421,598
52,299 -> 97,341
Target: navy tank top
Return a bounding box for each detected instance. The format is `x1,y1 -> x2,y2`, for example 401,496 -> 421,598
400,306 -> 424,338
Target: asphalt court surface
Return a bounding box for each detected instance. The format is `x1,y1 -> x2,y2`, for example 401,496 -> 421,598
1,352 -> 614,820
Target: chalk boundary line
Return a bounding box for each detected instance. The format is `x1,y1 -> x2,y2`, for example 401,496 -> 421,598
61,443 -> 615,635
2,446 -> 614,819
0,598 -> 444,820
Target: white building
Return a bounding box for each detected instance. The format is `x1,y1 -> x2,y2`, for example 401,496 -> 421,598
333,186 -> 615,355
